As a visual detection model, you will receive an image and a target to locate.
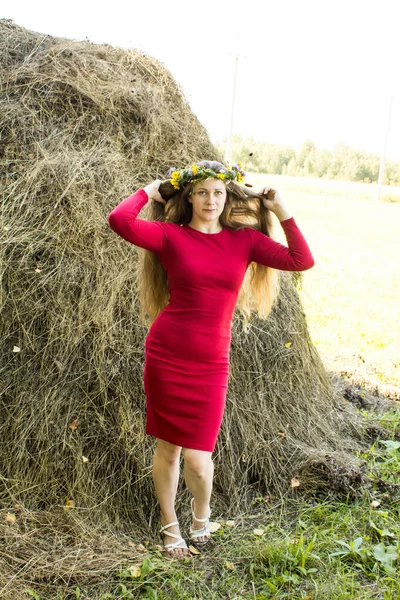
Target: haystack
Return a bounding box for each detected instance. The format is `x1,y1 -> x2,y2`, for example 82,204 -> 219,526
1,19 -> 365,540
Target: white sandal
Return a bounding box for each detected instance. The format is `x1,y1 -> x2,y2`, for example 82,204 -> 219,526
189,498 -> 211,545
160,521 -> 190,556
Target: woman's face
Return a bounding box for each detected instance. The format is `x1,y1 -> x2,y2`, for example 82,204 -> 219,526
188,178 -> 227,223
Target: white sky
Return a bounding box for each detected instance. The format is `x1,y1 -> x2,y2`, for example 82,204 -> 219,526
3,0 -> 400,160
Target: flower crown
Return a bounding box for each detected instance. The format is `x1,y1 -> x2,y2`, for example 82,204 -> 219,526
167,163 -> 246,190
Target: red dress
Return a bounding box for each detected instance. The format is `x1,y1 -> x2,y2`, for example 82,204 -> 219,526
108,189 -> 314,452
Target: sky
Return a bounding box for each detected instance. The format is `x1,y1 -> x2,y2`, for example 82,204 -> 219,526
3,0 -> 400,160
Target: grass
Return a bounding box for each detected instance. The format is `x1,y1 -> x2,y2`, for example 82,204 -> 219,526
247,173 -> 400,388
21,409 -> 400,599
248,174 -> 400,204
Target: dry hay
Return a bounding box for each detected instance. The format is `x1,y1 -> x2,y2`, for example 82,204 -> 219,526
0,507 -> 150,599
0,18 -> 369,563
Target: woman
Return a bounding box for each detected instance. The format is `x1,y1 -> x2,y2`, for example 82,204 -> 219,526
108,160 -> 314,557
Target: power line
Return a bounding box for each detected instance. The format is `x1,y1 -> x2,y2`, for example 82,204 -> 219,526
225,38 -> 240,166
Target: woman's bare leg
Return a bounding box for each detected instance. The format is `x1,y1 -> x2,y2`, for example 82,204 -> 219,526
152,438 -> 189,556
182,448 -> 213,542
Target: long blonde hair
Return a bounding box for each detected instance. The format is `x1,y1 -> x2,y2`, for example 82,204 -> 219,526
135,164 -> 280,331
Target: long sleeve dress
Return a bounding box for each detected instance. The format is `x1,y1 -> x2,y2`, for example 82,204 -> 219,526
108,188 -> 314,452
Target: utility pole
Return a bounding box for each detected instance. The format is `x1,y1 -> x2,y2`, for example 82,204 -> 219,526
376,83 -> 395,201
225,38 -> 240,166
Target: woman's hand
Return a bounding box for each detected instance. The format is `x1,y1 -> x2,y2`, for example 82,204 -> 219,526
143,180 -> 166,205
258,187 -> 291,222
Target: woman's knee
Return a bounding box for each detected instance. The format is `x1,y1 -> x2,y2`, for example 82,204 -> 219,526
155,439 -> 182,466
183,449 -> 212,479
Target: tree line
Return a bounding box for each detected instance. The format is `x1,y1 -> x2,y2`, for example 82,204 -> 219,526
220,135 -> 400,186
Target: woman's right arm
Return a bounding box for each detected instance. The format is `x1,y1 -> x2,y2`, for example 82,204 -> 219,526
108,181 -> 166,253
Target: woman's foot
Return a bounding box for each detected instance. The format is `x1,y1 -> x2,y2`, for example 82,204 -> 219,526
189,498 -> 211,545
160,520 -> 190,558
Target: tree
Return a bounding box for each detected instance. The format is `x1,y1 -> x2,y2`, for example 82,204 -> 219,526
222,134 -> 400,185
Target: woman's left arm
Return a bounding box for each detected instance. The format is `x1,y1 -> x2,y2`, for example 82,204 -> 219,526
248,188 -> 315,271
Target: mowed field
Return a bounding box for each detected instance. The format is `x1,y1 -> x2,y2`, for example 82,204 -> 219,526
246,173 -> 400,388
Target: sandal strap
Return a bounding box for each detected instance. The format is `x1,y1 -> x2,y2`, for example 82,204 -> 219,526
160,520 -> 179,533
162,530 -> 184,542
165,537 -> 188,550
161,521 -> 189,551
190,498 -> 211,523
190,524 -> 210,539
193,515 -> 209,523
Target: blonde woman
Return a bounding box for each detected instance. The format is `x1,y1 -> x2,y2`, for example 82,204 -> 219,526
108,161 -> 314,557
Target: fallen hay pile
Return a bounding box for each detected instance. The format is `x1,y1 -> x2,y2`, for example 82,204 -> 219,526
0,507 -> 147,599
0,20 -> 374,594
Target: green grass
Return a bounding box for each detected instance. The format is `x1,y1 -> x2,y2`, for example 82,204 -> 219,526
247,173 -> 400,388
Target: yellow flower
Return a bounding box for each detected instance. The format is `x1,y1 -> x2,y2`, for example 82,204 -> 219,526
191,165 -> 199,175
217,173 -> 225,179
170,179 -> 180,189
237,173 -> 244,183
